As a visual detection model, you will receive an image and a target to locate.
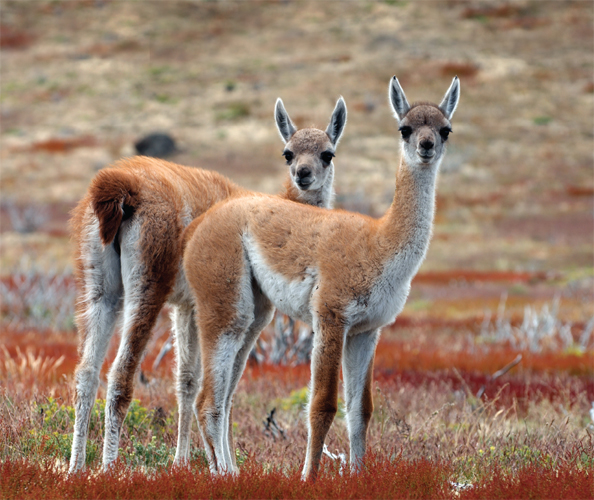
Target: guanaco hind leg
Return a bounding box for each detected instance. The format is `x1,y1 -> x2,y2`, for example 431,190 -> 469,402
172,304 -> 202,465
102,273 -> 170,466
196,332 -> 245,473
102,212 -> 180,469
69,220 -> 123,473
221,282 -> 275,472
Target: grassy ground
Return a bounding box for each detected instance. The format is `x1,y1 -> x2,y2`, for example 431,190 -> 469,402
1,306 -> 593,497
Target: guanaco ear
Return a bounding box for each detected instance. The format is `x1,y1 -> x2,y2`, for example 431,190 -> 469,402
275,98 -> 297,144
389,76 -> 411,122
325,96 -> 347,146
438,76 -> 460,120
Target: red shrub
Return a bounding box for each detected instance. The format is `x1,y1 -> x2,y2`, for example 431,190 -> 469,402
30,135 -> 97,153
438,62 -> 479,79
461,4 -> 521,20
376,368 -> 593,412
244,362 -> 311,387
0,25 -> 35,49
1,329 -> 79,377
3,458 -> 591,499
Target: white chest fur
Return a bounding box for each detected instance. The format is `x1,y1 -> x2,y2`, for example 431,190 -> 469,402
346,236 -> 429,336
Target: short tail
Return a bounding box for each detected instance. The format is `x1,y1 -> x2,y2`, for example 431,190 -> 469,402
88,168 -> 141,246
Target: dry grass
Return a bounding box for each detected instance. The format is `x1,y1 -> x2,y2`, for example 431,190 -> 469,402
1,287 -> 592,496
2,325 -> 592,479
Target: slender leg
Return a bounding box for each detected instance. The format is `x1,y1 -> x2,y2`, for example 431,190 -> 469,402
69,223 -> 123,473
342,329 -> 380,471
102,281 -> 170,467
302,313 -> 345,480
196,331 -> 244,474
102,217 -> 179,469
186,224 -> 254,474
172,304 -> 202,465
221,283 -> 274,472
226,404 -> 235,470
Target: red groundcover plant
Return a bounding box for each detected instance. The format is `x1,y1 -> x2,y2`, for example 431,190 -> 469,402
2,455 -> 452,500
2,455 -> 593,500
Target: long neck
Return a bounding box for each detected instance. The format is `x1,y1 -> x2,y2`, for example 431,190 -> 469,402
378,154 -> 440,271
279,166 -> 335,209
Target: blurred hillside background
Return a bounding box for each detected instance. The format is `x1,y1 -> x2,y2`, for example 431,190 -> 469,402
1,0 -> 592,324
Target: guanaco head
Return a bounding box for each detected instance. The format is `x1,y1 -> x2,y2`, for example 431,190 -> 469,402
275,97 -> 347,194
389,76 -> 460,168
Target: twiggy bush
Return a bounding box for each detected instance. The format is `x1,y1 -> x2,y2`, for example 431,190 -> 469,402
479,293 -> 593,353
0,270 -> 76,332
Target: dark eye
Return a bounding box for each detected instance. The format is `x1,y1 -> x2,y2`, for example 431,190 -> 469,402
440,127 -> 452,141
399,126 -> 412,140
320,151 -> 334,164
283,151 -> 294,163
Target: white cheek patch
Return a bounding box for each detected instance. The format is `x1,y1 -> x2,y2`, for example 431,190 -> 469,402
401,141 -> 416,166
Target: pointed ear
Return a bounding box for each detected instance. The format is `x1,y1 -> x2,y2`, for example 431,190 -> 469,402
389,76 -> 410,122
275,98 -> 297,143
325,96 -> 347,146
438,76 -> 460,120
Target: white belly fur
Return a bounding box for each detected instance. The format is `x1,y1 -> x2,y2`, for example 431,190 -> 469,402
243,235 -> 426,336
243,233 -> 315,324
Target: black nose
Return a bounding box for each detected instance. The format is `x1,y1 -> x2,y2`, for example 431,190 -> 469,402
420,139 -> 434,150
297,167 -> 311,179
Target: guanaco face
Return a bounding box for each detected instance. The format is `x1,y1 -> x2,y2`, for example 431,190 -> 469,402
275,97 -> 346,208
389,76 -> 458,169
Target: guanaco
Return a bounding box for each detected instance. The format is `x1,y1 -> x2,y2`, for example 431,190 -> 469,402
183,76 -> 460,478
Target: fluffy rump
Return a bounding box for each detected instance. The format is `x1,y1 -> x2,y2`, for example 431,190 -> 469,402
88,168 -> 141,246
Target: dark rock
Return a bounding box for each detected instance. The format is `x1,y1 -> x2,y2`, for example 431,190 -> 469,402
134,133 -> 177,158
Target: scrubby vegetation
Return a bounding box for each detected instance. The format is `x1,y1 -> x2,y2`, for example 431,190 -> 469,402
1,293 -> 592,497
